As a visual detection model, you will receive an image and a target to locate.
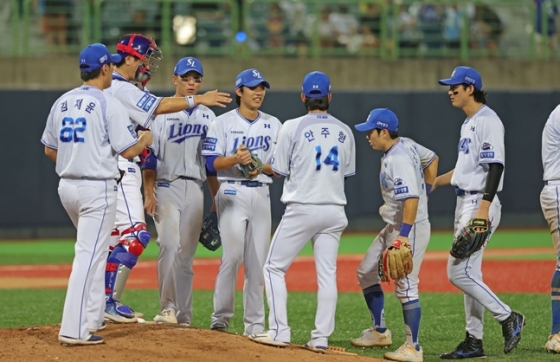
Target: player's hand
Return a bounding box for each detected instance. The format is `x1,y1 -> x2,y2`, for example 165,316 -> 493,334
235,145 -> 252,165
138,130 -> 153,147
247,169 -> 259,179
196,90 -> 232,108
144,194 -> 157,217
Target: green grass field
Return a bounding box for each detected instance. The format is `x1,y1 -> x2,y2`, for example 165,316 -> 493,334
0,229 -> 556,361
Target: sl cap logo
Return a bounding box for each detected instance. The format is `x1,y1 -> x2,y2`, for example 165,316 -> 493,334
186,58 -> 195,66
252,70 -> 262,78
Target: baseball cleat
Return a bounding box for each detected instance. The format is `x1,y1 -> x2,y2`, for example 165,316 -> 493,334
440,332 -> 486,359
88,321 -> 107,334
351,327 -> 392,348
210,321 -> 228,332
501,311 -> 525,353
546,333 -> 560,353
58,334 -> 104,346
304,342 -> 327,353
248,332 -> 289,347
105,302 -> 137,323
384,342 -> 423,362
153,310 -> 177,324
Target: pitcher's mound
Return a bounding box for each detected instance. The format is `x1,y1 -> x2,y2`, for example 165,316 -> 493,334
0,323 -> 383,362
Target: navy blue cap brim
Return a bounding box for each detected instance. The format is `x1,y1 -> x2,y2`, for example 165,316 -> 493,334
354,122 -> 375,132
438,78 -> 462,86
239,80 -> 270,88
110,54 -> 122,64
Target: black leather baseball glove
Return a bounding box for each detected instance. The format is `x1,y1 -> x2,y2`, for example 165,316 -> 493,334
199,212 -> 221,251
450,218 -> 492,259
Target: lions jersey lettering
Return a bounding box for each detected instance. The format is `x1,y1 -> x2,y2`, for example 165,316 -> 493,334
168,123 -> 208,144
202,109 -> 282,184
378,138 -> 430,226
271,113 -> 356,205
149,106 -> 215,182
451,105 -> 505,191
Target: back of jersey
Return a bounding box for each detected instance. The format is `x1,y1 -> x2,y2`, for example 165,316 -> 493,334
272,113 -> 356,205
41,86 -> 133,180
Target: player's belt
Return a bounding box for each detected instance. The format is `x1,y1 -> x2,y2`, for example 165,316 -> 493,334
455,188 -> 479,196
227,180 -> 266,187
545,180 -> 560,186
179,176 -> 198,181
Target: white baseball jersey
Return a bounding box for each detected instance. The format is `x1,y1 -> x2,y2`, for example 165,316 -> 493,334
201,109 -> 282,183
41,86 -> 138,179
105,72 -> 163,129
271,113 -> 356,205
450,105 -> 505,191
379,138 -> 431,225
542,104 -> 560,181
150,106 -> 215,182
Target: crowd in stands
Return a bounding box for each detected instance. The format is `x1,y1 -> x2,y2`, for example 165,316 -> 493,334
10,0 -> 560,57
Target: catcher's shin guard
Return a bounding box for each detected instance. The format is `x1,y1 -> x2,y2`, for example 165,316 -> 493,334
105,223 -> 150,320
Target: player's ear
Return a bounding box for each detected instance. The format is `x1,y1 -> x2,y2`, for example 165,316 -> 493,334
300,93 -> 305,103
235,87 -> 244,97
327,93 -> 332,102
172,75 -> 178,86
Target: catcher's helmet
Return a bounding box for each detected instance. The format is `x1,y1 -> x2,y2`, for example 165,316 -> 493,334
117,33 -> 162,77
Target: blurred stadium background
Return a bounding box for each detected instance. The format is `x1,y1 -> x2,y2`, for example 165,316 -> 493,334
1,0 -> 558,239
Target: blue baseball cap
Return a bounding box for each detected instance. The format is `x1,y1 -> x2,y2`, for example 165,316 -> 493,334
235,69 -> 270,88
302,71 -> 331,98
174,57 -> 203,76
79,43 -> 121,72
354,108 -> 399,132
438,66 -> 483,90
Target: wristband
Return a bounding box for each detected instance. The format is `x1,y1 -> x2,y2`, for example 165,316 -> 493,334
185,95 -> 195,109
399,223 -> 412,238
426,184 -> 432,195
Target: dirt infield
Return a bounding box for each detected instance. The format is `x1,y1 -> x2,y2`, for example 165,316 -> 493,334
0,248 -> 554,361
0,248 -> 555,293
0,324 -> 384,362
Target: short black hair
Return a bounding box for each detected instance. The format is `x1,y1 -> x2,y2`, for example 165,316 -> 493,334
373,128 -> 399,139
304,96 -> 329,111
461,84 -> 487,104
235,86 -> 244,106
80,67 -> 102,81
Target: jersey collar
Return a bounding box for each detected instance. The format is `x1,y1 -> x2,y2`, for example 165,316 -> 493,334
111,71 -> 129,82
383,138 -> 401,157
236,109 -> 260,124
464,104 -> 487,124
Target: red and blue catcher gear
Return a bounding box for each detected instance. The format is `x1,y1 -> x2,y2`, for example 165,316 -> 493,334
117,33 -> 163,83
105,222 -> 151,321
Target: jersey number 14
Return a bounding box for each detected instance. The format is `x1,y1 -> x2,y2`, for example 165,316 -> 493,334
315,145 -> 339,171
60,117 -> 87,143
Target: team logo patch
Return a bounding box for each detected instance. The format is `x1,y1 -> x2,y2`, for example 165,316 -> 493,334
481,142 -> 493,150
394,186 -> 409,194
127,125 -> 137,139
224,189 -> 237,195
127,167 -> 136,173
394,178 -> 404,186
480,151 -> 495,159
157,182 -> 170,188
136,93 -> 157,112
113,186 -> 118,191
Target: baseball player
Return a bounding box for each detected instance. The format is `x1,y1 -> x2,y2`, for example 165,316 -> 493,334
201,69 -> 281,335
41,43 -> 152,345
142,57 -> 218,325
434,66 -> 525,358
100,33 -> 232,324
540,102 -> 560,353
249,71 -> 356,351
351,108 -> 438,362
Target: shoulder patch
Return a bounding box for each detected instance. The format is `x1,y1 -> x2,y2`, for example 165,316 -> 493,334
136,93 -> 157,112
394,186 -> 409,195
